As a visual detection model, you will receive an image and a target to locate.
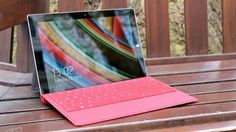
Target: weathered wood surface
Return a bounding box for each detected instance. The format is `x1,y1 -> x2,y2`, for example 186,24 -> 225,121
1,60 -> 236,131
145,0 -> 170,58
0,28 -> 13,63
222,0 -> 236,53
0,0 -> 49,31
1,0 -> 236,131
184,0 -> 208,55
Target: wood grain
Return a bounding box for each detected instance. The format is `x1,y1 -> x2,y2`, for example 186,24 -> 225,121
1,69 -> 236,130
3,61 -> 236,88
222,0 -> 236,53
145,0 -> 170,58
184,0 -> 208,55
147,59 -> 236,76
102,0 -> 128,9
0,62 -> 16,72
2,81 -> 236,103
0,99 -> 48,114
194,91 -> 236,105
0,109 -> 62,127
0,28 -> 13,63
58,0 -> 85,11
0,85 -> 10,99
1,101 -> 236,131
0,0 -> 49,31
1,0 -> 236,131
16,24 -> 33,73
145,53 -> 236,65
175,81 -> 236,95
2,79 -> 236,127
154,70 -> 236,86
0,86 -> 39,100
146,120 -> 236,132
0,70 -> 32,86
2,89 -> 236,115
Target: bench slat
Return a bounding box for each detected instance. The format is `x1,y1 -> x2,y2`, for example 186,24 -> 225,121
0,86 -> 39,100
194,91 -> 236,105
0,0 -> 49,31
145,0 -> 170,58
0,70 -> 32,86
147,120 -> 236,132
0,109 -> 62,127
222,0 -> 236,53
0,0 -> 31,30
1,101 -> 236,131
58,0 -> 85,11
155,70 -> 236,86
176,81 -> 236,95
0,99 -> 48,114
0,28 -> 13,63
146,53 -> 236,65
102,0 -> 128,8
184,0 -> 208,55
0,62 -> 16,72
0,120 -> 73,132
16,24 -> 33,73
0,85 -> 10,99
148,59 -> 236,76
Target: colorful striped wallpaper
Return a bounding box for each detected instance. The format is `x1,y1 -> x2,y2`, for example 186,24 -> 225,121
37,15 -> 145,92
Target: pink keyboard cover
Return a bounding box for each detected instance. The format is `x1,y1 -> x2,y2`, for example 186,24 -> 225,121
43,77 -> 175,112
42,76 -> 198,126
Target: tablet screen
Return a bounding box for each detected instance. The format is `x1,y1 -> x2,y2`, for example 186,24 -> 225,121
28,9 -> 146,94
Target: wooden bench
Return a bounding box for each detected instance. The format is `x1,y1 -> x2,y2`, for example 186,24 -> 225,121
1,0 -> 236,131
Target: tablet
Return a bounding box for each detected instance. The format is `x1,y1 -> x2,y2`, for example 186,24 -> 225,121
28,9 -> 146,94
